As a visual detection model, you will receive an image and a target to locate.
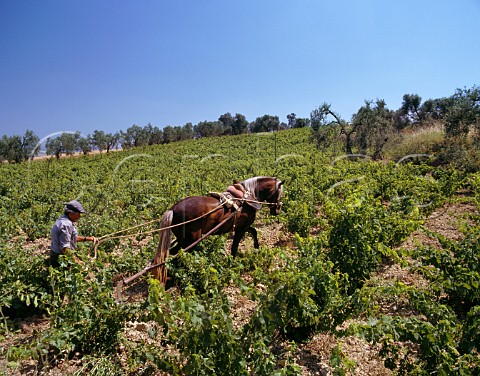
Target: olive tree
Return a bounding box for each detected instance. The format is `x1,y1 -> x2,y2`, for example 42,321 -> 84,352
249,115 -> 280,133
444,86 -> 480,139
0,130 -> 40,163
351,99 -> 395,160
194,121 -> 225,138
231,114 -> 249,135
45,137 -> 63,159
310,103 -> 348,154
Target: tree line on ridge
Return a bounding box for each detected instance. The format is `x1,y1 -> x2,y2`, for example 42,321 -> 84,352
1,85 -> 478,163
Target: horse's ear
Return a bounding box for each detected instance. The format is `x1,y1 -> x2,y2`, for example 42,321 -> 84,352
233,179 -> 239,184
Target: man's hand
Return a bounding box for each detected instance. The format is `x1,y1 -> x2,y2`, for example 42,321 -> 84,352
78,236 -> 98,243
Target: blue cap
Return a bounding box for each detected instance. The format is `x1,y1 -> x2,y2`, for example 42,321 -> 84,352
65,200 -> 86,213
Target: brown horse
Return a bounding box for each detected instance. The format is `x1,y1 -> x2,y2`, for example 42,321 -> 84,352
152,176 -> 284,283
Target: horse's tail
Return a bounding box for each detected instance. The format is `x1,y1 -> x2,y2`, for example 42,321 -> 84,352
152,210 -> 173,285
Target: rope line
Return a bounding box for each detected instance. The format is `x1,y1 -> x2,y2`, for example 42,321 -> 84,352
98,202 -> 225,241
90,197 -> 279,259
91,202 -> 226,258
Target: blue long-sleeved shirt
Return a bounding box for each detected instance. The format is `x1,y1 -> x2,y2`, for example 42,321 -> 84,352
50,214 -> 78,254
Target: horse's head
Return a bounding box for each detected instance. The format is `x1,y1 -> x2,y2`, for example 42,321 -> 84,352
243,176 -> 284,215
267,178 -> 284,215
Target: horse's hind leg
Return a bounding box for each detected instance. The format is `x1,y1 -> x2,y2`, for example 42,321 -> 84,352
174,229 -> 202,254
170,241 -> 182,255
246,226 -> 259,249
231,230 -> 245,257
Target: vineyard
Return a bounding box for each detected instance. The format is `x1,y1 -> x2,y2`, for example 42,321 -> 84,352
1,127 -> 479,375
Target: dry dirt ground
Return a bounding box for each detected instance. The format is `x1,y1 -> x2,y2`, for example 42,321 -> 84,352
1,200 -> 477,375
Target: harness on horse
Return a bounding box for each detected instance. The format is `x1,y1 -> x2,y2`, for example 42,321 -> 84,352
209,182 -> 261,211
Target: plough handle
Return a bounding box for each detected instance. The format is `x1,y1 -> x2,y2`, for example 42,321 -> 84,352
123,261 -> 166,285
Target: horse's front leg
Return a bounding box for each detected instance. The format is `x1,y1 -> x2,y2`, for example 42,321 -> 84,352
231,226 -> 259,257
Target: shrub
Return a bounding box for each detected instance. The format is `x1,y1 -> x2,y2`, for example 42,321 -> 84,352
327,201 -> 419,293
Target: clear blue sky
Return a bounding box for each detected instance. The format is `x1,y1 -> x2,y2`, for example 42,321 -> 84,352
1,0 -> 479,139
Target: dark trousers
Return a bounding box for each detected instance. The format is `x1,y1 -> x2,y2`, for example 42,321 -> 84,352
50,251 -> 61,267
